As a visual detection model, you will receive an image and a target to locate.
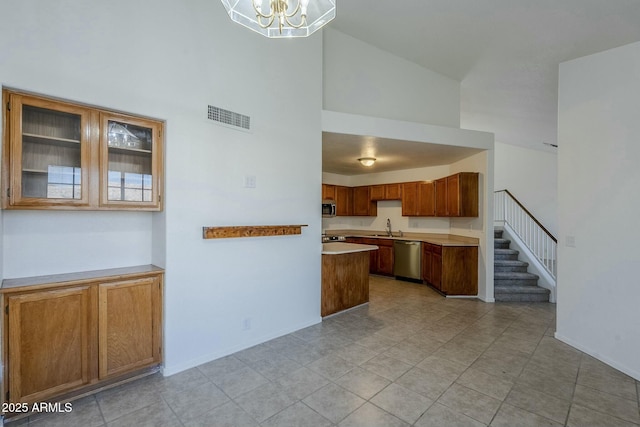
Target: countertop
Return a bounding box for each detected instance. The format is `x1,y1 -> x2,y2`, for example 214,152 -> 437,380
322,242 -> 379,255
324,230 -> 479,247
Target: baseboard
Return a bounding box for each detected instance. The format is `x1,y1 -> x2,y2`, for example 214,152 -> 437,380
554,332 -> 640,381
162,316 -> 322,376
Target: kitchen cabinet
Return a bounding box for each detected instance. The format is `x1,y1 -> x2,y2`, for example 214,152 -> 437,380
402,181 -> 435,216
1,266 -> 163,406
322,184 -> 336,201
422,244 -> 477,295
352,186 -> 377,216
434,172 -> 479,217
370,183 -> 402,201
2,89 -> 164,211
321,251 -> 370,317
346,237 -> 393,276
335,185 -> 353,216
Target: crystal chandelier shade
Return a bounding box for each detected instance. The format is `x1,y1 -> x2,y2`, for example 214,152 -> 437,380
220,0 -> 336,38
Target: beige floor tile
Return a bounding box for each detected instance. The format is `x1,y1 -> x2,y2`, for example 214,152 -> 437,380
361,354 -> 413,381
302,383 -> 365,424
261,402 -> 333,427
152,367 -> 209,394
437,384 -> 502,425
274,367 -> 330,400
505,382 -> 571,424
162,380 -> 229,422
197,355 -> 247,380
182,401 -> 259,427
577,368 -> 638,401
233,382 -> 296,423
572,384 -> 640,424
567,403 -> 639,427
248,354 -> 302,380
489,403 -> 562,427
338,402 -> 409,427
106,401 -> 179,427
307,354 -> 356,380
516,366 -> 576,401
396,367 -> 455,401
96,377 -> 163,422
415,355 -> 467,382
333,342 -> 380,365
414,402 -> 487,427
455,368 -> 514,401
210,365 -> 269,398
27,396 -> 104,427
334,366 -> 391,400
370,383 -> 434,424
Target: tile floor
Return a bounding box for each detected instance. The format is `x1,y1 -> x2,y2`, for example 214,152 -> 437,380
11,276 -> 640,426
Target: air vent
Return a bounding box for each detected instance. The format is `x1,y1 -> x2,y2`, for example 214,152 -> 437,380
207,105 -> 251,132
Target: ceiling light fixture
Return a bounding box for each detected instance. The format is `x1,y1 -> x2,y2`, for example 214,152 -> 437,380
220,0 -> 336,38
358,157 -> 376,167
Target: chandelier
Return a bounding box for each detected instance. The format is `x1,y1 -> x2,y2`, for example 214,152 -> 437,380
221,0 -> 336,38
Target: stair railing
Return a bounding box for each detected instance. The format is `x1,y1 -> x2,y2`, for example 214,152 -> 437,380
494,190 -> 557,280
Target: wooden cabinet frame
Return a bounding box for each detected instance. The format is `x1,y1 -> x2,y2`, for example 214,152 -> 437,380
1,266 -> 163,407
2,89 -> 164,211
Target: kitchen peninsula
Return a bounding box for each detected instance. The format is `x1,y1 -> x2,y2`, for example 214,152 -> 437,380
330,231 -> 479,296
321,242 -> 378,316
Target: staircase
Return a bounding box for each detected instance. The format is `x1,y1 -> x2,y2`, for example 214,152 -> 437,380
494,228 -> 550,302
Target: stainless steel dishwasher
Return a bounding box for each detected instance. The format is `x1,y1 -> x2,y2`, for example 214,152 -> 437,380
393,240 -> 422,281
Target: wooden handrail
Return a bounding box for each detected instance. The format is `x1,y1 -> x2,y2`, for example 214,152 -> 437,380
495,189 -> 557,243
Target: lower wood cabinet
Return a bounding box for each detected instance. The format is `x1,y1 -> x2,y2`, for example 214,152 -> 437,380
423,244 -> 477,295
346,237 -> 394,276
1,266 -> 163,407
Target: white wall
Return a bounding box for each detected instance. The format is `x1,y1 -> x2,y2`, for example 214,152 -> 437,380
1,0 -> 323,376
494,142 -> 558,236
323,29 -> 461,127
557,41 -> 640,380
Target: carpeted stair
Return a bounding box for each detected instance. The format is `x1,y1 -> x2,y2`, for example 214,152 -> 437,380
494,228 -> 550,302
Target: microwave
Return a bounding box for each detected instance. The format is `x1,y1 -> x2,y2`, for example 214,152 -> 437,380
322,200 -> 336,217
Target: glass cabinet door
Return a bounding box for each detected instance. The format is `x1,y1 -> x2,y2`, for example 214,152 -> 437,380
9,95 -> 90,206
100,114 -> 162,209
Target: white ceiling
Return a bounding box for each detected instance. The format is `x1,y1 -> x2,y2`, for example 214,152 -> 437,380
322,0 -> 640,175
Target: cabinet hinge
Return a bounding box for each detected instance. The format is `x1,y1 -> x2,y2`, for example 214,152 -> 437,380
6,101 -> 10,111
5,390 -> 8,401
6,188 -> 9,198
5,305 -> 7,315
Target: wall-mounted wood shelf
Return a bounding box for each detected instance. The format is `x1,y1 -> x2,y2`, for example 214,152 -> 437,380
202,224 -> 308,239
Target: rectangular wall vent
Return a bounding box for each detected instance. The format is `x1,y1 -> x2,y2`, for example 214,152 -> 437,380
207,105 -> 251,132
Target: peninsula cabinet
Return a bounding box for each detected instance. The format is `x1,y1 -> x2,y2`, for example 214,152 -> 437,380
2,89 -> 164,211
423,244 -> 478,295
1,266 -> 163,407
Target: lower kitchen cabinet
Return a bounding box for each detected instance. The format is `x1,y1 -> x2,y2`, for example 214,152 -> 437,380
1,265 -> 163,407
423,244 -> 477,295
346,237 -> 393,276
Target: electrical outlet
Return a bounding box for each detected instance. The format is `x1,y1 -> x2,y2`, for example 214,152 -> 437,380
242,317 -> 252,330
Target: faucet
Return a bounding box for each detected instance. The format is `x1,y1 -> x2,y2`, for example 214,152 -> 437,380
386,218 -> 392,237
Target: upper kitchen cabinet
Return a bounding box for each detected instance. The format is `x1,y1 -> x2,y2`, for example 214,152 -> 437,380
335,185 -> 353,216
352,186 -> 377,216
402,181 -> 435,216
435,172 -> 479,217
370,183 -> 402,201
2,89 -> 164,211
322,184 -> 336,201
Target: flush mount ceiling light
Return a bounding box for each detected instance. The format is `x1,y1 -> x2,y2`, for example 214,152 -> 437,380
220,0 -> 336,38
358,157 -> 376,167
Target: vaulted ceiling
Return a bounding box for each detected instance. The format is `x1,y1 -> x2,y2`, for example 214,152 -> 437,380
328,1 -> 640,152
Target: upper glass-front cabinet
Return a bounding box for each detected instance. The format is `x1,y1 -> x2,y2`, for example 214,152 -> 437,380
2,90 -> 163,211
101,114 -> 162,209
6,94 -> 91,207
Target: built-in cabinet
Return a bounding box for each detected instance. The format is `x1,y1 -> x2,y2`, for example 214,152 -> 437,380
1,266 -> 163,407
2,89 -> 164,210
422,244 -> 477,295
322,172 -> 478,218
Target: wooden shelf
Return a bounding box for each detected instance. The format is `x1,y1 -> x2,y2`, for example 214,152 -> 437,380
108,145 -> 152,155
23,133 -> 81,146
202,224 -> 308,239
